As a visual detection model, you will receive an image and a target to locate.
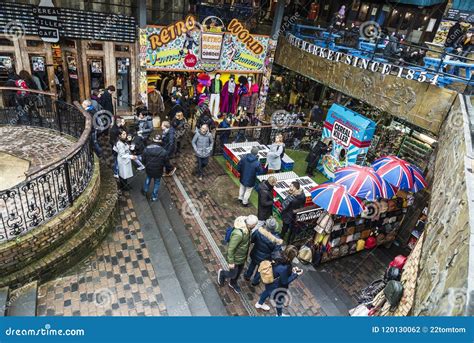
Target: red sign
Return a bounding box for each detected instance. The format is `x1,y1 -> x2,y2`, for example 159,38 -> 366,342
184,53 -> 197,67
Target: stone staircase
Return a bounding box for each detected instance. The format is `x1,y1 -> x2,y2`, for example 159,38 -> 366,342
129,173 -> 228,316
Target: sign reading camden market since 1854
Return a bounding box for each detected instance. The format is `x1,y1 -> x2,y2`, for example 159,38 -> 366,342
287,34 -> 440,85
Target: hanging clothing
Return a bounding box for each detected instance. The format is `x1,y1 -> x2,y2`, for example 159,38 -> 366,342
148,90 -> 164,116
220,81 -> 239,114
247,83 -> 259,114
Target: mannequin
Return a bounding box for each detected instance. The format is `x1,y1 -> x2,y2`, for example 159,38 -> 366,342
209,73 -> 222,118
220,74 -> 238,114
238,75 -> 251,110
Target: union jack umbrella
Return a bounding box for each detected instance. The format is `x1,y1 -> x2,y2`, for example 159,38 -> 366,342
372,156 -> 415,190
410,164 -> 428,192
334,165 -> 384,201
310,182 -> 366,217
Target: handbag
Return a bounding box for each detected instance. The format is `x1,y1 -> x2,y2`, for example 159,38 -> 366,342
356,239 -> 366,251
298,245 -> 313,264
315,212 -> 334,234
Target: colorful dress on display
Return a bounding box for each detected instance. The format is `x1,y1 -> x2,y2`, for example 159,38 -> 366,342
220,80 -> 239,114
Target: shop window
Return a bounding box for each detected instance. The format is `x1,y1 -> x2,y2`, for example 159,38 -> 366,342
357,3 -> 370,22
88,43 -> 103,51
26,40 -> 44,48
29,55 -> 49,91
347,0 -> 361,23
116,57 -> 131,110
0,38 -> 14,47
64,39 -> 76,49
0,54 -> 15,86
115,44 -> 130,52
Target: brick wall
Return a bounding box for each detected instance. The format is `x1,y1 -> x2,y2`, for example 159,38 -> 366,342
0,158 -> 101,276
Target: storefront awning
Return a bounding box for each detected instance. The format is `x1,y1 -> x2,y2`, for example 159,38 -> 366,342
452,0 -> 474,11
389,0 -> 445,6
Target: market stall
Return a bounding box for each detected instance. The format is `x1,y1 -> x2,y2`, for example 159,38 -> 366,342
143,15 -> 270,120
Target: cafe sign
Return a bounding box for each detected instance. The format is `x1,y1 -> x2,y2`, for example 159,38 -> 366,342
287,34 -> 440,85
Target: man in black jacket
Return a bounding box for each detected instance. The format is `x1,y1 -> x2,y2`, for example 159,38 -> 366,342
141,135 -> 173,201
280,181 -> 306,244
306,139 -> 331,176
257,176 -> 277,228
99,85 -> 116,116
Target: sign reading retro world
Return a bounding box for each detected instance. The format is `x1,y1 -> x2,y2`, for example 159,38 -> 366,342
146,15 -> 269,73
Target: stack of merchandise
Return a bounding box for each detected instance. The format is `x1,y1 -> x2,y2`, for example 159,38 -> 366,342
223,142 -> 269,178
273,176 -> 319,218
281,154 -> 295,171
256,171 -> 298,189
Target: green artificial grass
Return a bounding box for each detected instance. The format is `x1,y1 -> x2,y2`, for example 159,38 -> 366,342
285,149 -> 329,184
214,156 -> 259,209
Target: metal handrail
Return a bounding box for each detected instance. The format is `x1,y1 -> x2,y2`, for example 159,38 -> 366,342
0,88 -> 95,242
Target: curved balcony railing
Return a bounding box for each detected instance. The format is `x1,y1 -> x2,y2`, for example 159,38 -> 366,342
0,87 -> 94,242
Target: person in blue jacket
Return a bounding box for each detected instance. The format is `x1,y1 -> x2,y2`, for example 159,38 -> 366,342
255,245 -> 303,316
237,147 -> 264,207
244,217 -> 283,286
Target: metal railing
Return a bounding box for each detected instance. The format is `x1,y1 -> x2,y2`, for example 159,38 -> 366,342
0,87 -> 94,242
212,123 -> 322,155
289,23 -> 474,94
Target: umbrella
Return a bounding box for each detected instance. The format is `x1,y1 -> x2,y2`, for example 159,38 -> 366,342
381,179 -> 399,199
372,155 -> 427,192
311,182 -> 366,217
372,156 -> 415,190
410,164 -> 428,192
334,165 -> 384,201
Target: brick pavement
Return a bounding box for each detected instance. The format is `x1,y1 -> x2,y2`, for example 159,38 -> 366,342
36,192 -> 167,316
164,150 -> 323,316
0,126 -> 73,171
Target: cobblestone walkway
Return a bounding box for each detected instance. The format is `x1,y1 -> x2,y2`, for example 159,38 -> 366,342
164,151 -> 323,316
0,126 -> 73,171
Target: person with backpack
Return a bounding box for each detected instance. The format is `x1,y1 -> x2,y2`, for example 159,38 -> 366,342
82,100 -> 102,157
217,215 -> 258,294
191,124 -> 213,180
280,181 -> 306,244
237,147 -> 264,207
244,217 -> 283,287
266,134 -> 285,173
141,135 -> 172,201
255,245 -> 303,315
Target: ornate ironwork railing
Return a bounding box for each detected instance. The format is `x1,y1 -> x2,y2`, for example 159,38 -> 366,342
0,87 -> 94,242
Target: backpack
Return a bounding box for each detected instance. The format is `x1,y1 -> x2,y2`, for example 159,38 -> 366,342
385,267 -> 401,281
384,280 -> 404,310
224,227 -> 234,244
15,79 -> 29,95
297,245 -> 313,264
258,260 -> 274,284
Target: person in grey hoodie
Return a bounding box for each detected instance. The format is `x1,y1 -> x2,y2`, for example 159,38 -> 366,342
192,124 -> 214,180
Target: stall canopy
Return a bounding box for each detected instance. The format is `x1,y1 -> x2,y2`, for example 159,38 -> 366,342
452,0 -> 474,11
389,0 -> 445,6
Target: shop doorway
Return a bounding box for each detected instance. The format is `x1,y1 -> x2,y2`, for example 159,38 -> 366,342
29,55 -> 49,91
116,57 -> 131,110
88,57 -> 105,91
65,52 -> 80,102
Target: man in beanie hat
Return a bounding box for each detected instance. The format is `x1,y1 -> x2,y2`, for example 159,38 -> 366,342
244,217 -> 283,291
218,215 -> 258,293
237,146 -> 263,207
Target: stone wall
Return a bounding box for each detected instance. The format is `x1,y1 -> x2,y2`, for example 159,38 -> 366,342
412,95 -> 473,316
0,158 -> 101,276
274,36 -> 458,134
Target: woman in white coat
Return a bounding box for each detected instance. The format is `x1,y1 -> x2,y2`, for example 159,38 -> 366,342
266,134 -> 285,173
115,129 -> 136,190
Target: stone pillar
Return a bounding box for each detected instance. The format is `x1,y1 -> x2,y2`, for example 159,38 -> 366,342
270,0 -> 286,39
137,0 -> 147,28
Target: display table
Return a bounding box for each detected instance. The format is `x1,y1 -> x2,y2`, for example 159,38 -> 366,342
223,141 -> 295,177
